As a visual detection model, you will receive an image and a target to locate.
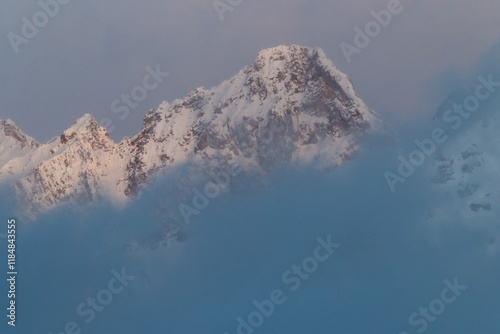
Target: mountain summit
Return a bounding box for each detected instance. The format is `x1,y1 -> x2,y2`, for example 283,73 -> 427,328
0,45 -> 388,218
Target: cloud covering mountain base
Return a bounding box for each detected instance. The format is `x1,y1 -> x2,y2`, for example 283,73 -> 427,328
1,138 -> 499,333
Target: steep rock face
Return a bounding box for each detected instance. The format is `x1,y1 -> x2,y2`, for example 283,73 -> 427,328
0,45 -> 387,218
122,45 -> 385,194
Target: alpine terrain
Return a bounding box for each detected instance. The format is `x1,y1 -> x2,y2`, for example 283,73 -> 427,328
0,45 -> 388,219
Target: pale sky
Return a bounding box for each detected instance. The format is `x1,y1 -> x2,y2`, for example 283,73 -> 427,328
1,0 -> 499,141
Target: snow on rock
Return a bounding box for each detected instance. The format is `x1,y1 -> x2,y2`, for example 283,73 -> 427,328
0,45 -> 389,218
0,119 -> 39,172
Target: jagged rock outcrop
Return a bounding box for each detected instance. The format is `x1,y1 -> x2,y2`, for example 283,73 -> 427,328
0,45 -> 388,218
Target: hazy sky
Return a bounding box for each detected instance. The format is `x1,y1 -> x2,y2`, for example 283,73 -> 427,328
1,0 -> 499,141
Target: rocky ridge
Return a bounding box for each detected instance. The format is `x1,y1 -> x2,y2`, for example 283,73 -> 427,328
0,45 -> 388,218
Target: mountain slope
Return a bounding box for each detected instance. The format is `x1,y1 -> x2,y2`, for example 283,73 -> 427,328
0,45 -> 388,218
122,45 -> 385,194
0,119 -> 40,175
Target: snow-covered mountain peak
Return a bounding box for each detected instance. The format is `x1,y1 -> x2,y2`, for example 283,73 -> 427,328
0,119 -> 40,172
0,119 -> 39,149
253,45 -> 320,85
1,45 -> 390,219
60,113 -> 112,146
251,45 -> 378,123
254,44 -> 315,67
68,113 -> 96,128
1,118 -> 15,127
253,45 -> 341,84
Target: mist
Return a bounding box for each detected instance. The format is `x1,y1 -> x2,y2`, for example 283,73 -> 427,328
1,132 -> 499,333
